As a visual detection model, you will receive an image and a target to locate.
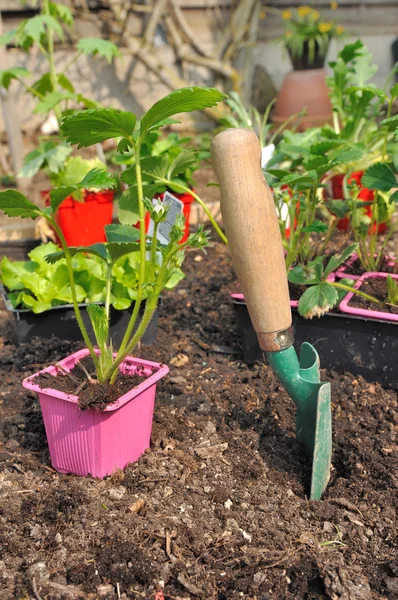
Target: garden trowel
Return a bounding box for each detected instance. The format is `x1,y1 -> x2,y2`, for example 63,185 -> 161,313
211,128 -> 332,500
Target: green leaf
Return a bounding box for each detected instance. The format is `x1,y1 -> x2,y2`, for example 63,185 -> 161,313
390,83 -> 398,100
298,283 -> 338,318
330,147 -> 365,165
118,187 -> 140,225
24,15 -> 64,41
362,162 -> 397,192
325,200 -> 350,218
61,109 -> 136,148
49,186 -> 76,212
79,168 -> 116,190
117,138 -> 133,153
49,2 -> 73,26
0,67 -> 29,90
34,90 -> 73,114
106,242 -> 141,263
77,38 -> 120,63
87,304 -> 109,348
140,87 -> 226,137
381,114 -> 398,131
389,190 -> 398,204
45,244 -> 110,265
20,142 -> 72,178
0,30 -> 16,47
105,224 -> 140,243
58,73 -> 75,93
324,242 -> 358,277
0,190 -> 42,219
167,149 -> 198,180
301,220 -> 329,233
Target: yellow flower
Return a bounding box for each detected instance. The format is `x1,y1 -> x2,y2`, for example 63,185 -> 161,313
311,9 -> 320,20
319,22 -> 333,33
330,1 -> 338,9
298,6 -> 311,17
336,25 -> 344,34
282,9 -> 292,19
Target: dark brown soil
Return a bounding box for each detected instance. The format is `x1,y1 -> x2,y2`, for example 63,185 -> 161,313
341,255 -> 398,278
34,356 -> 147,411
0,242 -> 397,600
349,277 -> 398,316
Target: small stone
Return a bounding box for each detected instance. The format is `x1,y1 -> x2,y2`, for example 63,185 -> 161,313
386,578 -> 398,593
170,354 -> 189,368
286,489 -> 294,498
108,486 -> 126,500
96,583 -> 116,598
204,422 -> 216,435
323,521 -> 334,533
254,571 -> 266,585
224,499 -> 233,510
164,487 -> 173,498
27,562 -> 49,586
55,533 -> 63,545
365,529 -> 373,537
195,443 -> 228,459
129,498 -> 145,514
194,255 -> 203,262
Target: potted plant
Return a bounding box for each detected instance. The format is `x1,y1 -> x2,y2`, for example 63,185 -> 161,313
0,0 -> 119,245
325,41 -> 398,232
0,86 -> 226,478
272,3 -> 344,129
335,160 -> 398,279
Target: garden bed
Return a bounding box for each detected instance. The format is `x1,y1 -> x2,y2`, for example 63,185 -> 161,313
0,242 -> 397,600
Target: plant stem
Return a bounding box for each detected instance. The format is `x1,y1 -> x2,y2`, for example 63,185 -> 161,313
105,263 -> 112,319
108,298 -> 158,384
332,281 -> 381,304
42,0 -> 62,123
113,140 -> 146,362
49,218 -> 101,372
151,221 -> 159,268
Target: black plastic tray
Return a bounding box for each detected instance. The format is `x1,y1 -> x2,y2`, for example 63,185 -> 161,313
1,285 -> 159,347
0,239 -> 41,261
232,298 -> 398,389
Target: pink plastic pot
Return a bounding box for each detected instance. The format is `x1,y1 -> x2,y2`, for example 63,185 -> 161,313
336,253 -> 396,281
230,273 -> 335,309
339,272 -> 398,322
22,348 -> 169,478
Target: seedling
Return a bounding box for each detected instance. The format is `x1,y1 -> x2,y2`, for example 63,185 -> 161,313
0,86 -> 226,384
386,275 -> 398,306
288,243 -> 381,318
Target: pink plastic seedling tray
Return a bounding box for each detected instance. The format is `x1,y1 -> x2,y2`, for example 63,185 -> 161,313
339,272 -> 398,322
22,348 -> 169,478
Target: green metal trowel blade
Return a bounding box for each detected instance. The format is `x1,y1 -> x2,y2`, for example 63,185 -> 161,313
266,343 -> 332,500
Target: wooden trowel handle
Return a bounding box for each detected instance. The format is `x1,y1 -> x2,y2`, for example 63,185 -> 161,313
211,128 -> 293,352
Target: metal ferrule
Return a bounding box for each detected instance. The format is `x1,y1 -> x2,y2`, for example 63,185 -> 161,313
257,326 -> 294,352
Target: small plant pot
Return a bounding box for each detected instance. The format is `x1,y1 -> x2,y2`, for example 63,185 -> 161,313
330,172 -> 387,234
272,69 -> 333,131
1,284 -> 160,346
335,253 -> 396,280
42,189 -> 114,246
22,348 -> 169,478
339,272 -> 398,322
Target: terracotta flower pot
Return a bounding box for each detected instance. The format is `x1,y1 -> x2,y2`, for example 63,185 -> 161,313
272,69 -> 333,131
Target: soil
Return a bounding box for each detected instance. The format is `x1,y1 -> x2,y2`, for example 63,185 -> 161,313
341,255 -> 398,278
0,242 -> 397,600
33,356 -> 148,411
349,277 -> 398,316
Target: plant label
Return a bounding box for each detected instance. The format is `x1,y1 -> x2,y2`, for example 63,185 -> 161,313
148,192 -> 184,244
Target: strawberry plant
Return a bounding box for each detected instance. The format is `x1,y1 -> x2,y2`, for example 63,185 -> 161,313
0,86 -> 226,384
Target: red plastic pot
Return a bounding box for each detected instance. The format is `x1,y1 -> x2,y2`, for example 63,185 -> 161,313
330,172 -> 387,234
42,190 -> 114,246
